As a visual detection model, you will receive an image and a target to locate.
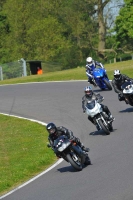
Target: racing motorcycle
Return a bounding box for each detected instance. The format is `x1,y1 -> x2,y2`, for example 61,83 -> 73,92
85,99 -> 113,135
91,68 -> 112,90
47,135 -> 91,171
121,81 -> 133,106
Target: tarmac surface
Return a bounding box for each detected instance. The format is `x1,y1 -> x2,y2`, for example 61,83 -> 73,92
0,81 -> 133,200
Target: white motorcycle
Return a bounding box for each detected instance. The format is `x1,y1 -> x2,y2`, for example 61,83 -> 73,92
121,81 -> 133,106
85,99 -> 113,135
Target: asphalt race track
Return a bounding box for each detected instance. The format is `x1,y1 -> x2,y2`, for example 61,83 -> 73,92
0,81 -> 133,200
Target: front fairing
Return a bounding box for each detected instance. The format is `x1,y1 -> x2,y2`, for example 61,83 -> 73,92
54,135 -> 71,152
93,68 -> 109,89
93,68 -> 105,78
121,81 -> 133,94
85,100 -> 102,117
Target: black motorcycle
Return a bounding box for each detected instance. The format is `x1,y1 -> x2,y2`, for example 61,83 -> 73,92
47,135 -> 91,171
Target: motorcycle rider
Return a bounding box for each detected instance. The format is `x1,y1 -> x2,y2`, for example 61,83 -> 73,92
112,70 -> 133,103
46,122 -> 89,158
82,86 -> 115,130
85,57 -> 104,86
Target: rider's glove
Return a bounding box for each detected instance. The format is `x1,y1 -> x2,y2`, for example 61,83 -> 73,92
55,153 -> 61,159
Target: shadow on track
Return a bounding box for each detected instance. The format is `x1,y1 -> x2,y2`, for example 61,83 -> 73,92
57,164 -> 92,173
119,107 -> 133,113
93,88 -> 112,93
89,129 -> 117,136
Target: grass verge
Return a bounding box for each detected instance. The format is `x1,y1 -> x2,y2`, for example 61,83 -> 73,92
0,60 -> 133,85
0,114 -> 56,196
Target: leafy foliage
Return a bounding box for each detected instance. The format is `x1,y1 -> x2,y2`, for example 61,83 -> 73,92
0,0 -> 96,67
0,0 -> 132,68
115,0 -> 133,51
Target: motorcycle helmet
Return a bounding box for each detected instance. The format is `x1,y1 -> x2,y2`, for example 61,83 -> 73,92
84,86 -> 93,97
114,70 -> 122,80
86,57 -> 93,67
46,122 -> 57,135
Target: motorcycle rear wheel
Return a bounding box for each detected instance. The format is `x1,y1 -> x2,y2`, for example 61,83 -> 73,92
84,156 -> 91,165
66,154 -> 83,171
98,119 -> 110,135
104,79 -> 112,90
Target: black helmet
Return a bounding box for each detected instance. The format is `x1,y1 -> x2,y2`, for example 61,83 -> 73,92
84,86 -> 93,97
114,70 -> 122,81
46,122 -> 57,135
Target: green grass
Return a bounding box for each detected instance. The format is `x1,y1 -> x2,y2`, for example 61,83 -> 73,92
0,60 -> 133,196
0,115 -> 57,196
0,60 -> 133,85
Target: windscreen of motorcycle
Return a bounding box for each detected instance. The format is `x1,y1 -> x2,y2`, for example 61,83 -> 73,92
86,100 -> 95,110
122,82 -> 133,94
85,100 -> 102,117
54,136 -> 71,152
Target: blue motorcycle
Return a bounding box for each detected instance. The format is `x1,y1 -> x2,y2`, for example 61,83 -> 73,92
92,68 -> 112,90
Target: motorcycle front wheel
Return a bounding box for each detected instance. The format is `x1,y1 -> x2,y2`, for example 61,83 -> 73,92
98,119 -> 110,135
108,122 -> 113,132
66,153 -> 83,171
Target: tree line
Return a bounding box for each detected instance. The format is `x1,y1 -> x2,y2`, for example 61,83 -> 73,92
0,0 -> 132,69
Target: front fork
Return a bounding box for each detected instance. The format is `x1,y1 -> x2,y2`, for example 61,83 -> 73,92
94,114 -> 108,128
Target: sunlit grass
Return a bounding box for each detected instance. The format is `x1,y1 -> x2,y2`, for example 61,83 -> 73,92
0,60 -> 133,85
0,115 -> 56,195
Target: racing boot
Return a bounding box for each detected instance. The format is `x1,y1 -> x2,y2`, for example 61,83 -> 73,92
81,143 -> 90,152
75,137 -> 90,152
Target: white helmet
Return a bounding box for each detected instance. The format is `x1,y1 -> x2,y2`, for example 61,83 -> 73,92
86,57 -> 93,67
86,57 -> 92,63
84,86 -> 93,97
114,70 -> 122,80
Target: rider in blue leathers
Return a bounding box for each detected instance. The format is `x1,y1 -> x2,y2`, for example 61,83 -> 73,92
86,57 -> 104,86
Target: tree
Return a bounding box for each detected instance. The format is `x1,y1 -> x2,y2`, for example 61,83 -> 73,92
0,0 -> 10,63
0,0 -> 125,67
115,0 -> 133,53
86,0 -> 124,60
1,0 -> 72,64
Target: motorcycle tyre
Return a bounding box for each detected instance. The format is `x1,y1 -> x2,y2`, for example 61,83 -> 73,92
109,122 -> 113,132
104,79 -> 112,90
66,153 -> 83,171
127,98 -> 133,106
98,119 -> 110,135
84,155 -> 91,165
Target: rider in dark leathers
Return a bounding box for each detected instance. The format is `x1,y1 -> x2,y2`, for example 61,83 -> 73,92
112,70 -> 133,103
82,86 -> 115,130
46,123 -> 89,157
